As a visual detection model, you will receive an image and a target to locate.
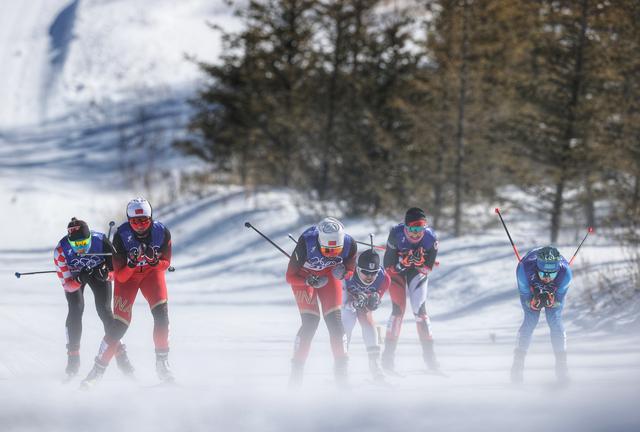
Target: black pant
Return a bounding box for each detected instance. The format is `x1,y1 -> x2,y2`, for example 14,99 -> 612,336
64,276 -> 113,352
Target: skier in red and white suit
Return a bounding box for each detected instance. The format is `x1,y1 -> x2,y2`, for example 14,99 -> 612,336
285,217 -> 357,386
382,207 -> 440,372
81,197 -> 174,387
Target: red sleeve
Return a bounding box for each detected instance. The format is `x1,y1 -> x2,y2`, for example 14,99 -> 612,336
54,244 -> 81,292
379,272 -> 391,297
342,240 -> 358,279
153,236 -> 172,272
286,256 -> 307,288
114,259 -> 135,283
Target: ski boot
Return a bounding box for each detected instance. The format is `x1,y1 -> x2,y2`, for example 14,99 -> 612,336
65,350 -> 80,377
334,356 -> 349,389
156,352 -> 175,383
555,351 -> 570,386
381,338 -> 401,376
367,347 -> 385,382
510,349 -> 525,384
80,361 -> 106,390
288,359 -> 305,388
421,339 -> 440,371
115,344 -> 135,377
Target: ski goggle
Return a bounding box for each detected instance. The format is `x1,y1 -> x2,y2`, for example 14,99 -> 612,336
129,216 -> 152,232
407,225 -> 426,233
69,236 -> 91,252
538,271 -> 558,281
405,220 -> 427,233
320,246 -> 343,257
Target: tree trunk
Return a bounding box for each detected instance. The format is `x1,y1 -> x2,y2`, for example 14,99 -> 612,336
453,0 -> 470,237
583,175 -> 596,228
550,179 -> 565,243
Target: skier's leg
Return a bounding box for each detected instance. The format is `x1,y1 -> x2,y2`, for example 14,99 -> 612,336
545,304 -> 569,383
356,311 -> 383,379
319,278 -> 348,385
407,272 -> 438,370
86,277 -> 134,376
341,292 -> 358,348
141,271 -> 173,382
87,277 -> 114,334
140,271 -> 169,355
290,286 -> 320,385
382,273 -> 406,371
93,279 -> 138,367
512,295 -> 541,383
64,286 -> 85,376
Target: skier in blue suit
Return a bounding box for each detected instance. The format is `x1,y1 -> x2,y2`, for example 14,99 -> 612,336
511,246 -> 572,384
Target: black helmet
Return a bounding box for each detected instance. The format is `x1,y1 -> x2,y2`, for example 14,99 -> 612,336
357,249 -> 380,273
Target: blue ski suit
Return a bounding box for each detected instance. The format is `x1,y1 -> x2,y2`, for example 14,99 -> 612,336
515,248 -> 572,354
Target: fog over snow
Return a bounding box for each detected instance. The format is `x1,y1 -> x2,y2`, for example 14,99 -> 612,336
0,2 -> 639,432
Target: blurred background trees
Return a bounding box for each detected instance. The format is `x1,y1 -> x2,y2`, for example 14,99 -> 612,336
176,0 -> 640,241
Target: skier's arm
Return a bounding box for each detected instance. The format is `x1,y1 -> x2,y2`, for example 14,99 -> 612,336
54,243 -> 81,292
343,239 -> 357,278
378,271 -> 391,297
516,264 -> 530,297
555,266 -> 572,304
286,236 -> 308,286
102,237 -> 115,270
383,230 -> 398,269
99,237 -> 116,281
422,234 -> 438,270
112,232 -> 135,283
152,227 -> 172,271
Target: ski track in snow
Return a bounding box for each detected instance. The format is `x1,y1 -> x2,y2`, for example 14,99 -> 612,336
1,186 -> 639,432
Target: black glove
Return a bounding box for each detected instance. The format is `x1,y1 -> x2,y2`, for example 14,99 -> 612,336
366,292 -> 381,311
350,292 -> 367,311
94,263 -> 110,281
74,267 -> 93,284
127,247 -> 139,268
305,275 -> 329,289
393,261 -> 407,274
145,246 -> 160,266
331,263 -> 346,280
529,289 -> 555,310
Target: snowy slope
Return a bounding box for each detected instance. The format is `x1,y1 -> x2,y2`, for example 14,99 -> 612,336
0,0 -> 239,127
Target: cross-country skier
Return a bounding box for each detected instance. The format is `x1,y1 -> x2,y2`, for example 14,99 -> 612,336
341,249 -> 390,381
381,207 -> 439,373
81,198 -> 173,387
285,217 -> 357,387
511,246 -> 572,385
54,218 -> 134,378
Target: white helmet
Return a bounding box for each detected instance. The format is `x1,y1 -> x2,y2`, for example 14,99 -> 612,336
126,197 -> 152,218
317,217 -> 345,249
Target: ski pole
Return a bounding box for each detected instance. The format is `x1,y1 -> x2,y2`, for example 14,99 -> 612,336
569,227 -> 594,266
245,222 -> 291,258
107,221 -> 115,242
14,270 -> 57,279
495,208 -> 521,261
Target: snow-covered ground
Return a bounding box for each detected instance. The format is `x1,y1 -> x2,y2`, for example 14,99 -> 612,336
1,2 -> 639,432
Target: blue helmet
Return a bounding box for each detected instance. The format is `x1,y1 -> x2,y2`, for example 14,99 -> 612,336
536,246 -> 561,273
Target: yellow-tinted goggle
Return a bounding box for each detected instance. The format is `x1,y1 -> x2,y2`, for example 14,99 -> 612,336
69,237 -> 91,249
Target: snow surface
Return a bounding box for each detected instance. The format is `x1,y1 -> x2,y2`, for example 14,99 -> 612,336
1,1 -> 639,432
